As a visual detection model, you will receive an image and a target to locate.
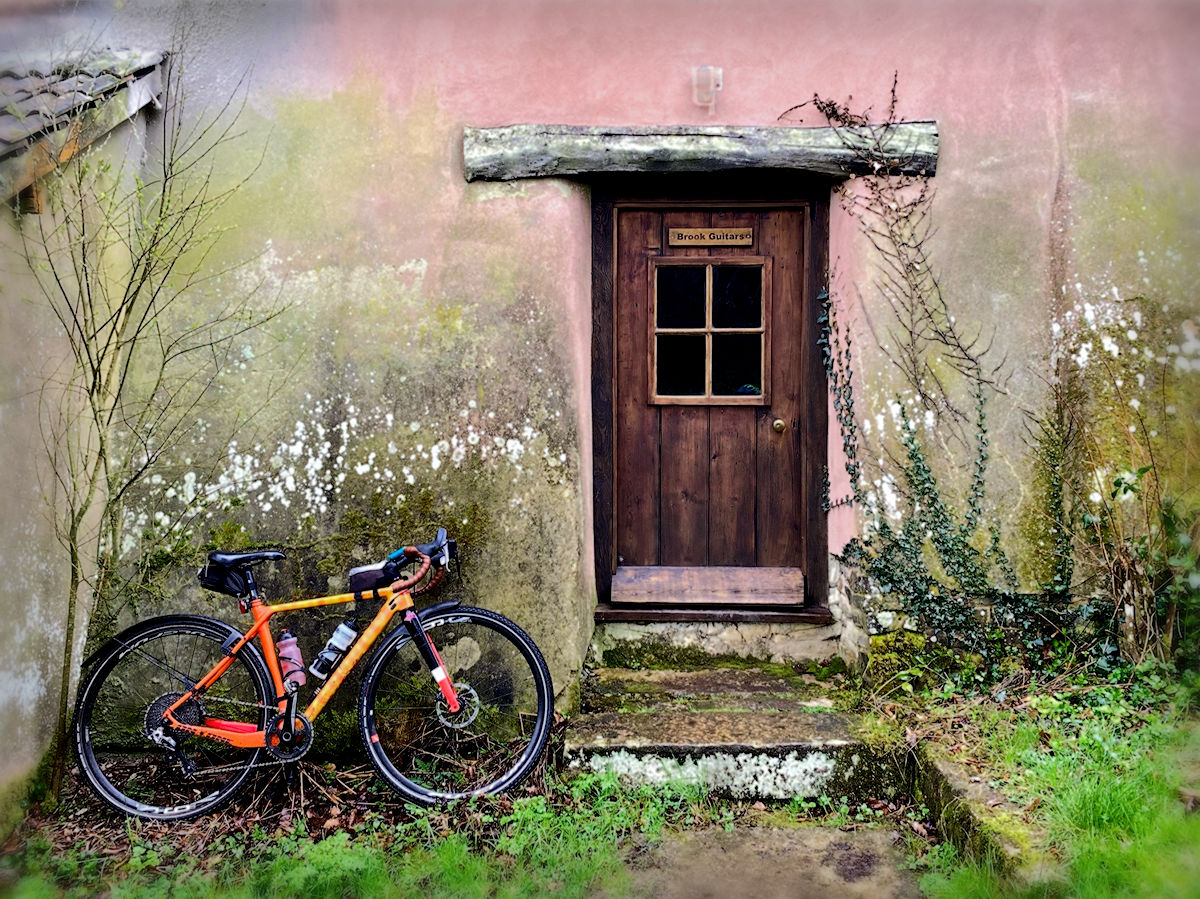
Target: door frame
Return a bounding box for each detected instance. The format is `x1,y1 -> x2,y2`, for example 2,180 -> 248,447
591,173 -> 832,621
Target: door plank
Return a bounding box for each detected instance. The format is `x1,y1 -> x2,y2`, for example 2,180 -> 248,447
660,405 -> 710,565
611,565 -> 805,606
615,210 -> 662,566
708,210 -> 760,566
756,208 -> 805,567
658,210 -> 712,566
707,408 -> 756,565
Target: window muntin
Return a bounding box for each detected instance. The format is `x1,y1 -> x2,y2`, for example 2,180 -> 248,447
650,258 -> 769,405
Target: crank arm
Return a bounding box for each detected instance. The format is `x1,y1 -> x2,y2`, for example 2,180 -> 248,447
277,690 -> 299,742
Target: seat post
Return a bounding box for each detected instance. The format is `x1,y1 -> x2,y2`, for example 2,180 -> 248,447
244,566 -> 260,600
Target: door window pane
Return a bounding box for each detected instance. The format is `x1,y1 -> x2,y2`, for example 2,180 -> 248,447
656,335 -> 706,395
712,333 -> 762,396
656,266 -> 706,328
712,266 -> 762,328
651,259 -> 767,404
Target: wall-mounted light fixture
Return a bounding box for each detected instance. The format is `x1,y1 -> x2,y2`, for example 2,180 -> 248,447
692,65 -> 723,115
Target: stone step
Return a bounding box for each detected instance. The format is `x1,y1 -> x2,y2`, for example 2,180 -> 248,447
582,665 -> 842,714
565,706 -> 906,801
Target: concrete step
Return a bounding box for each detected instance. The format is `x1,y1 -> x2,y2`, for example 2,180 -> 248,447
568,668 -> 907,801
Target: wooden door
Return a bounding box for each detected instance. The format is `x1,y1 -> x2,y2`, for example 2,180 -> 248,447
612,206 -> 820,609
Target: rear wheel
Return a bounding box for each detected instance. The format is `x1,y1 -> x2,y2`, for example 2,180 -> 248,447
72,616 -> 271,820
359,607 -> 553,805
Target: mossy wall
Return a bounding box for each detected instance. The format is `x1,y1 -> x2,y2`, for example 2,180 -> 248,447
0,114 -> 152,826
2,0 -> 1198,813
112,75 -> 598,700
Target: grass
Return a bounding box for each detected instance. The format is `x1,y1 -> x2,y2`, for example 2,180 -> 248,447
917,665 -> 1200,898
8,659 -> 1197,897
2,761 -> 941,898
1,774 -> 734,899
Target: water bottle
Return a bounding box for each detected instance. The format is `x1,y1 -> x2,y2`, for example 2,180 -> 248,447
275,630 -> 307,692
309,620 -> 358,680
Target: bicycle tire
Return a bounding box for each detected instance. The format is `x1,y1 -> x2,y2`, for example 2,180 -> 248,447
73,615 -> 272,820
358,606 -> 553,805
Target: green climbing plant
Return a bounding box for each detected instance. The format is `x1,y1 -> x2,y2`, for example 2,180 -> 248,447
792,79 -> 1027,657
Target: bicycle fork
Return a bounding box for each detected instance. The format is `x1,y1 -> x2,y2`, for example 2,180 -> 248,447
402,609 -> 461,713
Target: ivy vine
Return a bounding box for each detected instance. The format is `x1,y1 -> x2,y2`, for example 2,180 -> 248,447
800,79 -> 1034,657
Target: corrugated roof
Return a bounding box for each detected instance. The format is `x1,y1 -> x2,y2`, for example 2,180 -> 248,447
0,48 -> 165,162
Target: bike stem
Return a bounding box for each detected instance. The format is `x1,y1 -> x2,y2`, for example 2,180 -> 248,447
402,609 -> 461,713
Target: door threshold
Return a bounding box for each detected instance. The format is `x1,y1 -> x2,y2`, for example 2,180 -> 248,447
594,603 -> 833,624
610,565 -> 806,606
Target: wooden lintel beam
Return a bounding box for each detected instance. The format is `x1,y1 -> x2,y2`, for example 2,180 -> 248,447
463,122 -> 939,182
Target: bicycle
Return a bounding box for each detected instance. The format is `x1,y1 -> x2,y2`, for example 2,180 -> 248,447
71,528 -> 554,821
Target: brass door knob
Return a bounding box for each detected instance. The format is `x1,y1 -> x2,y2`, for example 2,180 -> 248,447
772,418 -> 786,433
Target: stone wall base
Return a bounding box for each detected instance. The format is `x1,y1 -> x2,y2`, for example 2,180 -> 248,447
588,619 -> 843,668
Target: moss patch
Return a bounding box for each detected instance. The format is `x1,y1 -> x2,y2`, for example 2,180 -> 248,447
0,770 -> 34,844
599,641 -> 834,678
866,632 -> 973,695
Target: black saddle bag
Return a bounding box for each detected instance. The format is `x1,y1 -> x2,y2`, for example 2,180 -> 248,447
197,560 -> 249,598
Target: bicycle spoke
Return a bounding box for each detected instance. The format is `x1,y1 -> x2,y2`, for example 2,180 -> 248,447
363,608 -> 551,803
110,637 -> 199,692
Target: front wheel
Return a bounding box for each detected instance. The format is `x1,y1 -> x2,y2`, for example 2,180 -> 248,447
359,607 -> 553,805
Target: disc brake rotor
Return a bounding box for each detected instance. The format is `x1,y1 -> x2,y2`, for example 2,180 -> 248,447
437,683 -> 480,729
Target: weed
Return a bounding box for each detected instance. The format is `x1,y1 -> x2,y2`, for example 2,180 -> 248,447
924,673 -> 1200,897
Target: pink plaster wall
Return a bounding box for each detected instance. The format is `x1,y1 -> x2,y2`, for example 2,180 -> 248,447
275,0 -> 1197,555
12,0 -> 1200,564
3,0 -> 1195,808
304,1 -> 1197,136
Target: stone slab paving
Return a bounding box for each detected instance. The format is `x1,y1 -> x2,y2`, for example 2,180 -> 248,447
569,667 -> 904,800
566,708 -> 905,801
584,667 -> 838,713
625,826 -> 922,899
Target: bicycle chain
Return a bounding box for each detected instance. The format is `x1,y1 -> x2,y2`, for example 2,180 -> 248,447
172,696 -> 284,778
187,755 -> 292,778
200,694 -> 269,711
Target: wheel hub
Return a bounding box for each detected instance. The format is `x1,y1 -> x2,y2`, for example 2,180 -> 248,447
436,683 -> 480,729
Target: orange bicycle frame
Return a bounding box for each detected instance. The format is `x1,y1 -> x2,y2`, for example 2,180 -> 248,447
162,586 -> 415,749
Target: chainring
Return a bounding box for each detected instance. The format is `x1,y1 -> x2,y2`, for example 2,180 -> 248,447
264,711 -> 313,762
145,691 -> 205,738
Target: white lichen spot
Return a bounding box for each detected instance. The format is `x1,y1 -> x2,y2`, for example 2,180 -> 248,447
578,749 -> 838,799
